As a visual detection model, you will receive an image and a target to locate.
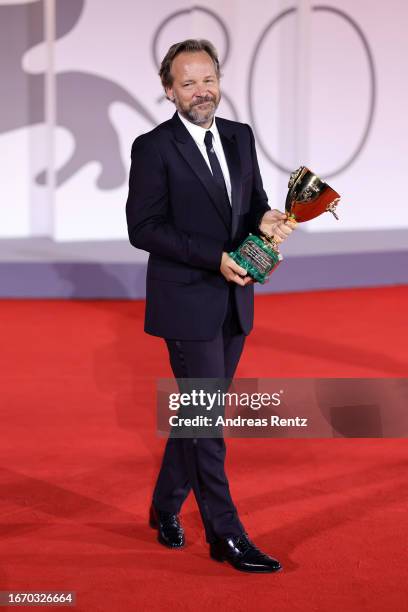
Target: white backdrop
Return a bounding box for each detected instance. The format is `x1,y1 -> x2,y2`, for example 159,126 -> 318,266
1,0 -> 407,242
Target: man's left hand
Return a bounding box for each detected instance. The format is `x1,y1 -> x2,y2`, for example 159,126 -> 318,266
259,209 -> 297,243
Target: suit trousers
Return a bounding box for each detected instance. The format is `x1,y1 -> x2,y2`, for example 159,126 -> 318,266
152,285 -> 246,543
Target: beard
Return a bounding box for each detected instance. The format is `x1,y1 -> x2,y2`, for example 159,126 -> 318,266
174,93 -> 220,126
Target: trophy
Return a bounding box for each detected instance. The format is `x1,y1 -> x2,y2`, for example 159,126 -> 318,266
229,166 -> 341,283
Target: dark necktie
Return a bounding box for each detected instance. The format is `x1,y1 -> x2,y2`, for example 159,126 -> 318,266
204,131 -> 231,218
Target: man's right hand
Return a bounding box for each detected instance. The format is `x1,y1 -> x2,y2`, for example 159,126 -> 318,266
220,252 -> 253,286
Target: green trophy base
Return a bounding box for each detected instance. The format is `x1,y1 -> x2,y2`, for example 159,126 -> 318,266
229,234 -> 282,284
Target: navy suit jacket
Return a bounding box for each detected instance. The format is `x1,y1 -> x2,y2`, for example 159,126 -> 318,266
126,112 -> 270,340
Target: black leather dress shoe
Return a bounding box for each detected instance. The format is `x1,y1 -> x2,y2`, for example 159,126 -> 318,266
149,503 -> 185,548
210,533 -> 282,573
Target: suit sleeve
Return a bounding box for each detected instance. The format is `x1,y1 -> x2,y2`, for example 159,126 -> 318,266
126,135 -> 224,271
246,124 -> 271,234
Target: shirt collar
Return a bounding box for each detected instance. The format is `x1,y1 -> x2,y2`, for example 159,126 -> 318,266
177,112 -> 219,146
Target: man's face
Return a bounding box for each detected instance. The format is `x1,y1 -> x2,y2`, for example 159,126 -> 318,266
166,51 -> 221,128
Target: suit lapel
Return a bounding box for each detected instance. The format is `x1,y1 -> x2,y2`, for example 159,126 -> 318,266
171,113 -> 231,230
217,119 -> 243,240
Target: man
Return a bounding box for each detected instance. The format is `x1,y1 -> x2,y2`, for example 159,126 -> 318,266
126,39 -> 295,573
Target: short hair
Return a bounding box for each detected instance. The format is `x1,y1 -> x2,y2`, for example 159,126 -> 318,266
159,39 -> 221,92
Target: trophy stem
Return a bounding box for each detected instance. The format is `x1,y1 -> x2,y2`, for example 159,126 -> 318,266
259,230 -> 280,252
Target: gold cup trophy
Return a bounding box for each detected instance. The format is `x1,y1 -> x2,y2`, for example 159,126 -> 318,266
229,166 -> 341,283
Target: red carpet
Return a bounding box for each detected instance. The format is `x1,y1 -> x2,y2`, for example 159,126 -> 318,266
0,286 -> 407,611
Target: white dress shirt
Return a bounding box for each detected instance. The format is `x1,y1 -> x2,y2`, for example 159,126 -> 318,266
177,112 -> 232,205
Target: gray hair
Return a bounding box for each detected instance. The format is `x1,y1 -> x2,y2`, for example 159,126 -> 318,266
159,39 -> 221,92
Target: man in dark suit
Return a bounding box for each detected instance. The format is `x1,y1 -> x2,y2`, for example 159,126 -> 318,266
126,39 -> 295,573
